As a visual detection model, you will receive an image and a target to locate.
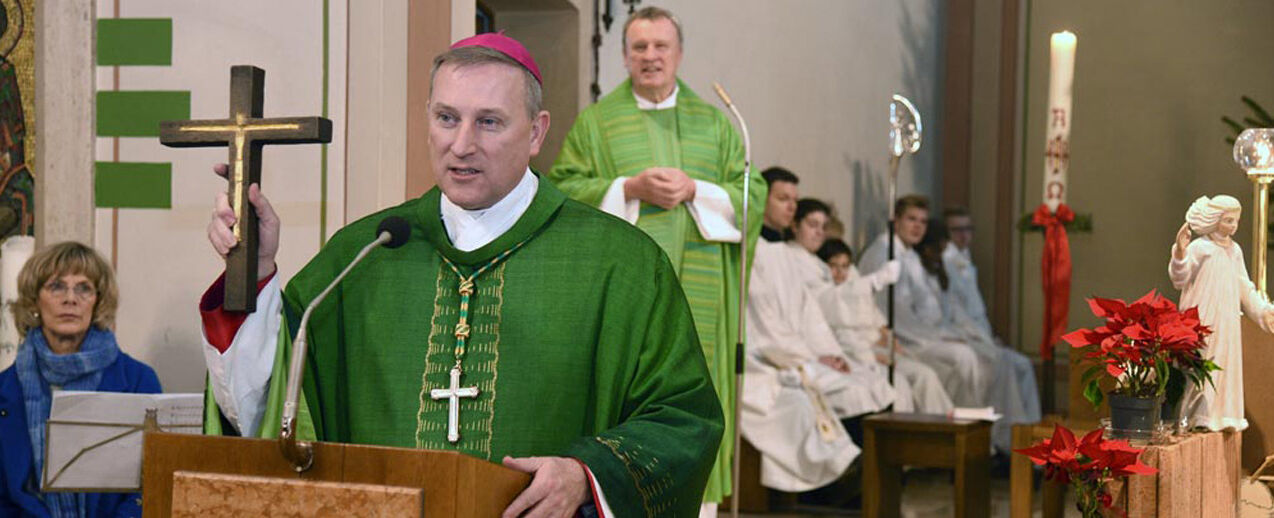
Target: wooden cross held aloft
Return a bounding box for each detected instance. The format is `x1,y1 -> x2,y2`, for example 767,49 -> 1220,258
160,65 -> 332,312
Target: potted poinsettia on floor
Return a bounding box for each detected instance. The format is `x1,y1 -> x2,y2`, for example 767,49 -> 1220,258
1015,424 -> 1158,517
1062,290 -> 1215,437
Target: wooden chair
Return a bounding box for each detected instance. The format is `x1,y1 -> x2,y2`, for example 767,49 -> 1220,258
721,438 -> 798,513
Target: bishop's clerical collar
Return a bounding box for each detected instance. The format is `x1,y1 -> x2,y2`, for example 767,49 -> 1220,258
634,84 -> 679,110
439,167 -> 538,252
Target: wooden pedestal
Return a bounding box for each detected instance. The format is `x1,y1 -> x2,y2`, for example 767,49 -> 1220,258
1012,428 -> 1239,518
1243,318 -> 1274,474
142,432 -> 530,518
862,413 -> 992,518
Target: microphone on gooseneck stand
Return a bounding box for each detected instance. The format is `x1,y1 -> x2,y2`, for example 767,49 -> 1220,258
278,215 -> 411,471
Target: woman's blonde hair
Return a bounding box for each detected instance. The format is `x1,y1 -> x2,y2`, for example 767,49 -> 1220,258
10,241 -> 118,336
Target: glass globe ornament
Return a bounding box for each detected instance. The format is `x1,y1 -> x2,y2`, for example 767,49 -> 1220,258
1235,128 -> 1274,176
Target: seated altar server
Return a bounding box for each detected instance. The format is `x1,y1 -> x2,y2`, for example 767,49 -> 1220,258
782,199 -> 917,408
941,207 -> 997,339
739,196 -> 895,492
758,167 -> 798,243
916,221 -> 1040,451
198,34 -> 722,518
816,238 -> 954,415
859,195 -> 989,410
940,207 -> 1040,439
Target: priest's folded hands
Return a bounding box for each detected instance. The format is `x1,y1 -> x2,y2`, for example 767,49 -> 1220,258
622,167 -> 697,209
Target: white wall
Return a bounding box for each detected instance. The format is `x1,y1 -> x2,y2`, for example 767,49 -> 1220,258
591,0 -> 948,252
95,1 -> 347,392
345,0 -> 409,223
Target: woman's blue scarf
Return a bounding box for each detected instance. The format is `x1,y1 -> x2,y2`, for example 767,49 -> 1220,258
13,326 -> 120,518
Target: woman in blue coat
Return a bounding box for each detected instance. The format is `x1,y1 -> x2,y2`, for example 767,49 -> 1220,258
0,242 -> 160,517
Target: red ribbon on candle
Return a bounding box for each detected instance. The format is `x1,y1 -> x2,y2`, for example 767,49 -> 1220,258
1032,203 -> 1074,360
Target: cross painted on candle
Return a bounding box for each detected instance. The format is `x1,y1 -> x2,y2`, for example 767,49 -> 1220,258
1046,135 -> 1070,175
1041,31 -> 1076,213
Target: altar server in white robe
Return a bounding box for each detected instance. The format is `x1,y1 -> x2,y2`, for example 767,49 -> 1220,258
941,207 -> 1040,438
816,237 -> 954,415
782,197 -> 950,415
859,195 -> 989,409
918,216 -> 1039,451
1170,195 -> 1274,431
779,199 -> 911,409
942,207 -> 998,340
739,185 -> 895,491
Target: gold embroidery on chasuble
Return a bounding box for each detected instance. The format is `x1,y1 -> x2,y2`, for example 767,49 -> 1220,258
595,436 -> 674,516
416,262 -> 506,458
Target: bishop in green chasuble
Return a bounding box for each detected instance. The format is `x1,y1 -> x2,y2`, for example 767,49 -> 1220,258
548,79 -> 766,501
203,179 -> 724,517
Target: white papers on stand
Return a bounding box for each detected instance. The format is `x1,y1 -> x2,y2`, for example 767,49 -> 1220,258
950,406 -> 1002,422
43,391 -> 203,492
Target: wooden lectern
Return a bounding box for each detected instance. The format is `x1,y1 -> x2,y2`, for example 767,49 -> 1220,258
142,432 -> 530,517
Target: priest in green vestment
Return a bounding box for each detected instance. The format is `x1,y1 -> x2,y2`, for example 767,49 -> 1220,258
197,34 -> 722,518
547,7 -> 765,505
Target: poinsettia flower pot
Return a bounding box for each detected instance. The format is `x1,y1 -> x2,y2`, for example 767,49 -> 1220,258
1109,394 -> 1162,437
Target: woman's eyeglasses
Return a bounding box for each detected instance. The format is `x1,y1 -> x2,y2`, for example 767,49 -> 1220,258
42,280 -> 97,300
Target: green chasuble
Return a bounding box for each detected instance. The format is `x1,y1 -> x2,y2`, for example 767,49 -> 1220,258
548,79 -> 766,501
203,178 -> 723,517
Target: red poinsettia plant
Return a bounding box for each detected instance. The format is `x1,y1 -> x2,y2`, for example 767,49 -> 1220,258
1015,424 -> 1158,517
1061,290 -> 1217,408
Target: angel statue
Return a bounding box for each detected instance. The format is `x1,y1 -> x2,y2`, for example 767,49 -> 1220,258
1170,194 -> 1274,431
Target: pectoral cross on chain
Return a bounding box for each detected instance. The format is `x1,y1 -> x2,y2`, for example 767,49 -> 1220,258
160,65 -> 332,312
431,366 -> 480,443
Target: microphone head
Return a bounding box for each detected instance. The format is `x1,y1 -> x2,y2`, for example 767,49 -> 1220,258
376,216 -> 412,249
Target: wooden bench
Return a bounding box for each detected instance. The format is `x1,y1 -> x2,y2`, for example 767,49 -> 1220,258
862,412 -> 992,518
722,438 -> 798,512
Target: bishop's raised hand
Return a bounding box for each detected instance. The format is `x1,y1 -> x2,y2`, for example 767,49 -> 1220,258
208,163 -> 281,281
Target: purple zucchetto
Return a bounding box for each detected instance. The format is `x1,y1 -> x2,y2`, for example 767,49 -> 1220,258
450,32 -> 542,85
